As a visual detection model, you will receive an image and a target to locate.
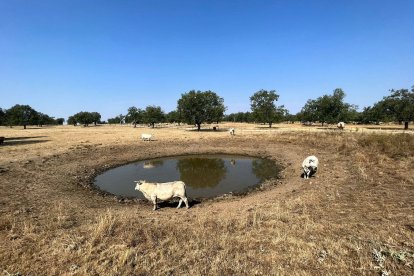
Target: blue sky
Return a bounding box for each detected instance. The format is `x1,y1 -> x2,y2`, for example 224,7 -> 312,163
1,0 -> 413,120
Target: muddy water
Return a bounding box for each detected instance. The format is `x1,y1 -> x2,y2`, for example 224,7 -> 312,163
94,155 -> 281,199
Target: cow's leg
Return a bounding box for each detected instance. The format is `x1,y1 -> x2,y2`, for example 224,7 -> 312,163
183,197 -> 189,209
304,167 -> 310,179
177,198 -> 183,208
151,196 -> 158,210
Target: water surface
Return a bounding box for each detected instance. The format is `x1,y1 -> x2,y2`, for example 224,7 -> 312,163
94,155 -> 281,199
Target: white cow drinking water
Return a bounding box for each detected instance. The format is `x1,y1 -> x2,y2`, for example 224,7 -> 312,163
302,155 -> 319,179
134,180 -> 189,210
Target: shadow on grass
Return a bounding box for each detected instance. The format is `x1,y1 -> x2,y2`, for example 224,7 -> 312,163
253,126 -> 281,129
1,139 -> 50,146
187,128 -> 229,132
4,136 -> 48,140
365,127 -> 413,131
155,198 -> 202,209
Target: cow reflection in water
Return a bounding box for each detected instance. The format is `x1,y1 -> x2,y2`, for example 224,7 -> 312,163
177,158 -> 227,189
142,160 -> 164,169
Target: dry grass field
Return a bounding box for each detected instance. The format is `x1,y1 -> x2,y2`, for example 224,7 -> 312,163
1,123 -> 413,275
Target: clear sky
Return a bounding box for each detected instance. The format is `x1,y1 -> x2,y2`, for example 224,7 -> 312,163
1,0 -> 413,120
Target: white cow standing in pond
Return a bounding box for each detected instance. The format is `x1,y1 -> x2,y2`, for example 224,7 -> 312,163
134,180 -> 189,210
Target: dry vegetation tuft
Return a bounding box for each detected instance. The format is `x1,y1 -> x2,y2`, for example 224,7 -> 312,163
0,124 -> 413,275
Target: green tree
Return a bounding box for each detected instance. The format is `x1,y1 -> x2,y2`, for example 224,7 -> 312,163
108,114 -> 125,124
298,99 -> 319,123
284,112 -> 297,123
360,100 -> 396,125
36,112 -> 55,126
371,86 -> 414,129
224,112 -> 254,123
67,115 -> 77,126
125,106 -> 144,127
166,110 -> 182,124
250,90 -> 285,127
55,118 -> 65,125
90,112 -> 101,126
177,90 -> 226,131
0,108 -> 6,125
144,105 -> 165,128
73,111 -> 93,127
5,104 -> 38,129
299,88 -> 357,125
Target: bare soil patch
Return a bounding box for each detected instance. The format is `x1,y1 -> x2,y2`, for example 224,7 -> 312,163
0,124 -> 413,275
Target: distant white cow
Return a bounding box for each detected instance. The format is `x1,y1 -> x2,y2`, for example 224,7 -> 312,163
229,128 -> 235,136
302,155 -> 319,179
337,122 -> 345,130
141,133 -> 152,141
134,180 -> 189,210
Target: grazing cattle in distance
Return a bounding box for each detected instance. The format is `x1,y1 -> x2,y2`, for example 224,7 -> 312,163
134,180 -> 189,210
141,133 -> 153,141
302,155 -> 319,179
337,122 -> 345,130
229,128 -> 235,136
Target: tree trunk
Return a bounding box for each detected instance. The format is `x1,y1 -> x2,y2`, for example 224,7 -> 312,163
197,123 -> 201,131
269,122 -> 272,128
404,121 -> 409,130
24,124 -> 26,129
133,123 -> 137,128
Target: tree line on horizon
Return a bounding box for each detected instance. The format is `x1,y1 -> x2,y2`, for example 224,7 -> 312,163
1,86 -> 413,129
0,104 -> 65,129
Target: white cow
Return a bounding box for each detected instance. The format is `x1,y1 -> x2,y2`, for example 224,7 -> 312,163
134,180 -> 189,210
141,133 -> 152,141
337,122 -> 345,130
229,128 -> 235,136
302,155 -> 319,179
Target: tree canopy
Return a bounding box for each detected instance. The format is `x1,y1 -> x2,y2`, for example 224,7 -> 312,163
0,108 -> 6,125
125,106 -> 144,127
107,114 -> 125,124
144,105 -> 165,128
5,105 -> 39,129
224,112 -> 254,123
250,90 -> 286,127
299,88 -> 357,125
177,90 -> 226,131
0,105 -> 62,127
68,111 -> 101,127
166,110 -> 182,124
367,86 -> 414,129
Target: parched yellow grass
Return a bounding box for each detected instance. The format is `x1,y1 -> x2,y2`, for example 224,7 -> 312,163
0,123 -> 414,275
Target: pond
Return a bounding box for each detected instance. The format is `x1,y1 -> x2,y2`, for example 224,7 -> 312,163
94,155 -> 282,199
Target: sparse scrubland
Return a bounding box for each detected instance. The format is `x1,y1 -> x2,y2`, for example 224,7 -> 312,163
0,124 -> 413,275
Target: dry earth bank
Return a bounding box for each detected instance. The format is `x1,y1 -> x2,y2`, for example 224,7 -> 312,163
0,124 -> 413,275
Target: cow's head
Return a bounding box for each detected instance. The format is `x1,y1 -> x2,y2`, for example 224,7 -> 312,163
134,180 -> 145,191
